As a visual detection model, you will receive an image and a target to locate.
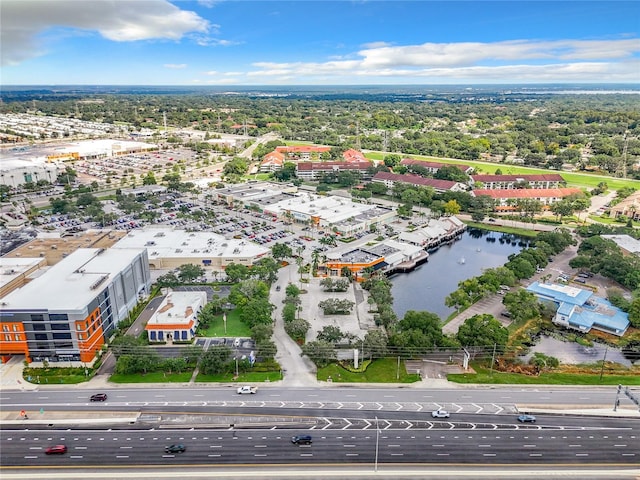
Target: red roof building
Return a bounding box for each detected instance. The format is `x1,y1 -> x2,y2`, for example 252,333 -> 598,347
400,158 -> 474,174
342,149 -> 367,163
372,172 -> 468,193
259,151 -> 285,172
471,174 -> 565,190
296,161 -> 373,180
471,187 -> 582,210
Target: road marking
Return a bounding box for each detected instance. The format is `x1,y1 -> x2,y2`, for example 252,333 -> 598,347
75,446 -> 87,450
483,453 -> 496,457
119,446 -> 133,449
115,455 -> 129,459
529,453 -> 543,457
207,454 -> 221,457
345,453 -> 359,456
614,444 -> 627,447
576,453 -> 589,456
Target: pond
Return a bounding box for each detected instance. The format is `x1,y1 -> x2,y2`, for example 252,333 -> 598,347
390,228 -> 530,319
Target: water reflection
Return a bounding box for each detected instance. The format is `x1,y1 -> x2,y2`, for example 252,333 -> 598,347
390,229 -> 525,319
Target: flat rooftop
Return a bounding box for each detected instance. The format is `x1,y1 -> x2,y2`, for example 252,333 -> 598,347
1,248 -> 145,311
113,227 -> 270,260
3,230 -> 128,265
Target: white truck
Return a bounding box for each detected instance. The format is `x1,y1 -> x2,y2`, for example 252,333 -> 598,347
237,385 -> 258,394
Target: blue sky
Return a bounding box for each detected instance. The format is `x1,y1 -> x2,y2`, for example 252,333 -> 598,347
2,0 -> 639,85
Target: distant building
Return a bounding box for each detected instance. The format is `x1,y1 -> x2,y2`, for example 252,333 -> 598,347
398,216 -> 466,250
609,191 -> 640,221
471,187 -> 582,210
342,149 -> 367,163
259,151 -> 285,172
601,235 -> 640,256
471,174 -> 565,190
145,290 -> 206,343
275,145 -> 331,161
401,158 -> 474,175
526,282 -> 629,337
0,248 -> 151,363
296,161 -> 373,181
372,171 -> 468,193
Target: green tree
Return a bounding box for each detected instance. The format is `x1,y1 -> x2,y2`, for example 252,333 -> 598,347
503,289 -> 541,323
224,263 -> 250,283
271,243 -> 293,261
284,317 -> 311,341
301,340 -> 336,367
316,325 -> 345,343
456,314 -> 509,352
177,264 -> 205,283
200,345 -> 232,375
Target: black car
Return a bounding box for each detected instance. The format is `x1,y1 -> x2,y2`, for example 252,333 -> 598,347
165,444 -> 186,453
291,435 -> 312,445
90,393 -> 107,402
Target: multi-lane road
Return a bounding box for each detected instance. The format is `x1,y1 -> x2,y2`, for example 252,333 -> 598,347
1,385 -> 639,478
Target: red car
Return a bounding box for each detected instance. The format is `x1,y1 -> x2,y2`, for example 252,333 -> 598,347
45,445 -> 67,455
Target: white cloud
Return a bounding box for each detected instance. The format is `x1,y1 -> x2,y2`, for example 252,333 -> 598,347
1,0 -> 210,66
164,64 -> 187,69
238,38 -> 640,83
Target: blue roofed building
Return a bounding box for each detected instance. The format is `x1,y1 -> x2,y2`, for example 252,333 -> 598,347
526,282 -> 630,337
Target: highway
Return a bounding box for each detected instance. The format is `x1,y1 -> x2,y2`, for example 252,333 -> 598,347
1,422 -> 639,467
0,385 -> 627,410
1,386 -> 639,474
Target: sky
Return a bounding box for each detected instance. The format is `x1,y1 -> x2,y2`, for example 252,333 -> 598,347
1,0 -> 639,86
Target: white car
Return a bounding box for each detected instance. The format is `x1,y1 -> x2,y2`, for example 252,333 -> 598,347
431,409 -> 450,418
237,386 -> 258,394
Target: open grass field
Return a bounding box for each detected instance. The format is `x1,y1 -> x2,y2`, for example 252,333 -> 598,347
109,372 -> 193,383
448,364 -> 640,385
364,151 -> 640,191
317,358 -> 420,383
199,309 -> 252,338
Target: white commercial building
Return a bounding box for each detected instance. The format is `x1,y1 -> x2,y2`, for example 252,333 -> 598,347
145,290 -> 207,343
113,227 -> 270,271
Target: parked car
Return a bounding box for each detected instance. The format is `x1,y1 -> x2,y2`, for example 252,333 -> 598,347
237,385 -> 258,394
431,409 -> 450,418
291,435 -> 313,445
517,414 -> 537,423
45,445 -> 67,455
165,444 -> 186,453
90,393 -> 108,402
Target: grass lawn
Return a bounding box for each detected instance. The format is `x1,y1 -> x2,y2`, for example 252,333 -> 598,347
24,374 -> 89,385
317,358 -> 420,383
448,364 -> 640,386
199,309 -> 252,338
195,370 -> 282,383
462,221 -> 539,238
364,152 -> 640,191
109,372 -> 193,383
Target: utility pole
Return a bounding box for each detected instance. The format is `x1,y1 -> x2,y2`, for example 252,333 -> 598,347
599,346 -> 608,381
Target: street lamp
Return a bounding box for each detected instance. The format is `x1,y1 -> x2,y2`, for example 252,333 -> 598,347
374,415 -> 380,472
